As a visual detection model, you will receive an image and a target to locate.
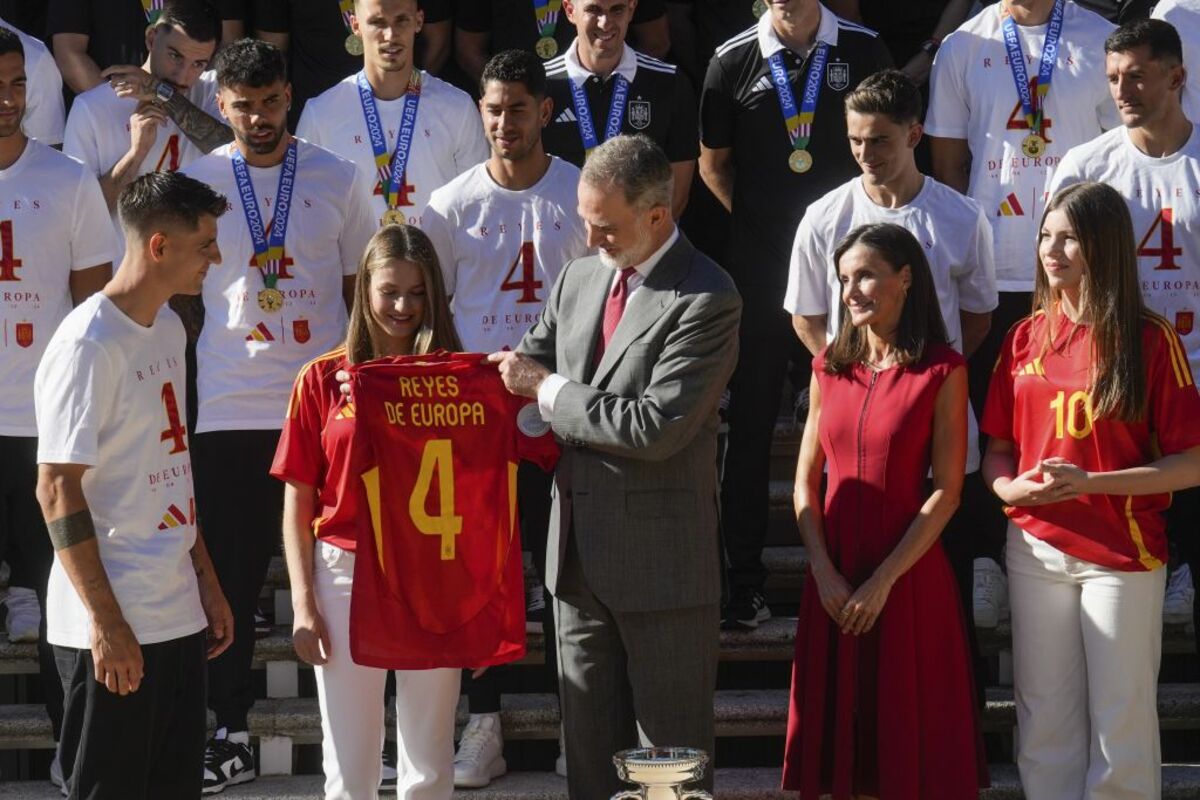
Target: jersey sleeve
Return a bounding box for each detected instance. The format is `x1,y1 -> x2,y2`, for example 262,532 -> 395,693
295,98 -> 323,146
34,338 -> 114,467
453,92 -> 490,175
1044,144 -> 1085,201
1145,317 -> 1200,455
421,192 -> 458,297
632,0 -> 665,22
954,203 -> 999,314
70,170 -> 117,270
454,0 -> 491,33
63,99 -> 104,179
783,209 -> 829,317
270,362 -> 330,487
664,69 -> 700,163
46,0 -> 90,36
339,163 -> 377,277
252,0 -> 290,33
699,52 -> 736,150
24,47 -> 66,146
513,398 -> 560,472
420,0 -> 453,23
979,324 -> 1019,442
924,33 -> 969,140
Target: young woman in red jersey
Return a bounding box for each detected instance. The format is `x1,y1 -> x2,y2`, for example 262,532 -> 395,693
981,182 -> 1200,799
783,223 -> 984,799
271,224 -> 463,799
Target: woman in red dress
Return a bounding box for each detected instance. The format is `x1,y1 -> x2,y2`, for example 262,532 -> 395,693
783,223 -> 984,799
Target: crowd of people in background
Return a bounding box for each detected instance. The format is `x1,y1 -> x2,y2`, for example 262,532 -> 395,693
1,0 -> 1199,799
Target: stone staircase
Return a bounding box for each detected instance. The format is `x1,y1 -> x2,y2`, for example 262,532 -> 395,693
0,420 -> 1196,797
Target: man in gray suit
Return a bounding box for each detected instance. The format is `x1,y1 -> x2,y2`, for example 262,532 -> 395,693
488,135 -> 741,798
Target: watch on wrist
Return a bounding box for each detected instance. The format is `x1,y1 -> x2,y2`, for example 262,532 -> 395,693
920,38 -> 941,58
155,80 -> 175,104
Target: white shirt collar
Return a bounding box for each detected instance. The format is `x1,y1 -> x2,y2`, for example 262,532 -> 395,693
564,37 -> 639,85
757,3 -> 839,59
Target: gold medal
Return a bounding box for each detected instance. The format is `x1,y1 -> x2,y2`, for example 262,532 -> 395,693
752,0 -> 768,17
1021,132 -> 1046,158
535,36 -> 558,59
381,208 -> 406,227
345,33 -> 364,56
788,149 -> 813,173
258,287 -> 284,312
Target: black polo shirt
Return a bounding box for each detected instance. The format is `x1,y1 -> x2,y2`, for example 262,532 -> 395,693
543,41 -> 698,168
47,0 -> 149,73
456,0 -> 665,62
253,0 -> 452,128
700,9 -> 890,295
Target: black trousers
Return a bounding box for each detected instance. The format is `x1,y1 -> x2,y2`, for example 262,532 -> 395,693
192,429 -> 282,731
466,461 -> 558,712
55,630 -> 208,800
0,435 -> 64,737
720,290 -> 810,594
1166,485 -> 1200,666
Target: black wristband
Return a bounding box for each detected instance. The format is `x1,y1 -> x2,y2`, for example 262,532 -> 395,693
46,508 -> 97,551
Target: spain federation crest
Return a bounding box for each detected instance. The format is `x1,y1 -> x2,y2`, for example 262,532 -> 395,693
292,319 -> 311,344
15,322 -> 32,348
827,60 -> 850,91
1176,311 -> 1194,336
628,100 -> 651,130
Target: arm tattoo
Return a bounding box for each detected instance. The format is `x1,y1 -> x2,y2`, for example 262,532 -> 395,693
163,91 -> 233,154
47,509 -> 97,551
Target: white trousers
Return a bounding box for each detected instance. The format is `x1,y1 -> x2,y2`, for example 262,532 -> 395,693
1006,524 -> 1165,800
312,540 -> 459,800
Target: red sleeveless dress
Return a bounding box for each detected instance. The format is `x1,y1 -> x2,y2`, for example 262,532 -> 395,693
782,345 -> 986,799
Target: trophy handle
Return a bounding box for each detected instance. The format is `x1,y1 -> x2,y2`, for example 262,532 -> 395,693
682,792 -> 713,800
610,792 -> 643,800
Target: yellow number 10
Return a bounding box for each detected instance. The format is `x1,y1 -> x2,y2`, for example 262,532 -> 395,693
409,439 -> 463,560
1049,390 -> 1094,440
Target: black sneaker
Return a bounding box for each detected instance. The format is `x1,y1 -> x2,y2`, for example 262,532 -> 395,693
722,589 -> 771,631
525,581 -> 546,633
202,728 -> 255,794
254,608 -> 271,639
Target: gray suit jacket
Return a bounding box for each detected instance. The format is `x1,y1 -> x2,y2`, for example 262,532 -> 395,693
518,233 -> 742,612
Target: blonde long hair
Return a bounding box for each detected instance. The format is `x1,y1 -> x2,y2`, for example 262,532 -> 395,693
345,224 -> 461,364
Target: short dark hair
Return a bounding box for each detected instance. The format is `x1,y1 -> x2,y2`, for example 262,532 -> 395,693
479,49 -> 548,99
156,0 -> 222,46
118,171 -> 227,239
0,28 -> 24,61
1105,18 -> 1183,65
824,223 -> 950,374
213,38 -> 287,89
844,69 -> 923,125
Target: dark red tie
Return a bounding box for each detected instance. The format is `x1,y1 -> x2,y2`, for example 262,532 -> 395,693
597,267 -> 637,362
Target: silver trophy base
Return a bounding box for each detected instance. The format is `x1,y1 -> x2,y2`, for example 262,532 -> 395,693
611,747 -> 712,800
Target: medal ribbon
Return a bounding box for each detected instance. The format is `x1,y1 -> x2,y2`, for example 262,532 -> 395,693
338,0 -> 355,33
533,0 -> 563,39
568,74 -> 629,157
356,70 -> 422,210
768,42 -> 828,153
231,138 -> 298,291
1000,0 -> 1064,137
141,0 -> 164,24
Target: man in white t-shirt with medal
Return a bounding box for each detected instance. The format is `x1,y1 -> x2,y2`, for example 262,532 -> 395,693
926,0 -> 1118,617
35,169 -> 233,800
63,1 -> 227,257
421,48 -> 588,788
297,0 -> 488,228
1047,16 -> 1200,672
181,39 -> 376,794
0,29 -> 114,793
786,68 -> 998,700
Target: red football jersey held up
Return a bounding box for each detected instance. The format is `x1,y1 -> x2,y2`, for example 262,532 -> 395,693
982,312 -> 1200,571
349,352 -> 559,670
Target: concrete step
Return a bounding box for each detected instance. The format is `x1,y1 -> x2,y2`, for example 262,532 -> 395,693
4,685 -> 1200,751
2,765 -> 1200,799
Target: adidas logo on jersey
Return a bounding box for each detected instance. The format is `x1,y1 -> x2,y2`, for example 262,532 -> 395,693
997,193 -> 1025,217
555,107 -> 578,124
751,75 -> 774,94
246,322 -> 275,342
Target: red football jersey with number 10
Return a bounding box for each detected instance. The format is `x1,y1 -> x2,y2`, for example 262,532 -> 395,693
982,311 -> 1200,571
348,352 -> 559,669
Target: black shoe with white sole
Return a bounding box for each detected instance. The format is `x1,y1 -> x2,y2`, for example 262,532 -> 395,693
721,589 -> 771,631
202,728 -> 256,795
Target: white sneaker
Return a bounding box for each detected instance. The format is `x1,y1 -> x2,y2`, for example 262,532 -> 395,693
50,750 -> 66,797
555,727 -> 567,778
1164,564 -> 1194,625
972,558 -> 1009,629
453,713 -> 506,788
4,586 -> 40,642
